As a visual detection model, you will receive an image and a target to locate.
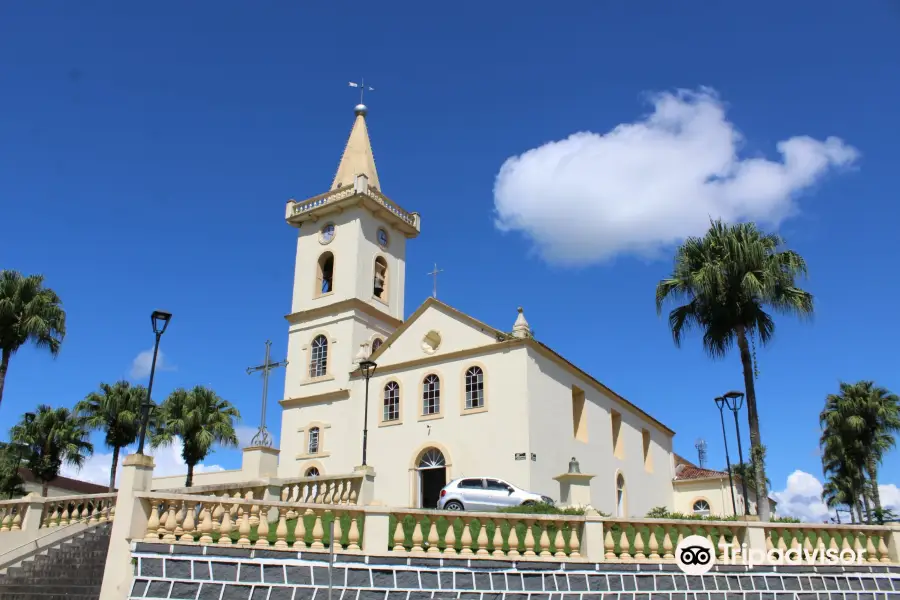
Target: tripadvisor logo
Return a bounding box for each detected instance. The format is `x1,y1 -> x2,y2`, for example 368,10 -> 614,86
676,535 -> 716,575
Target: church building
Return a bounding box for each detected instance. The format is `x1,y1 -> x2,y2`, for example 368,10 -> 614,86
274,102 -> 685,517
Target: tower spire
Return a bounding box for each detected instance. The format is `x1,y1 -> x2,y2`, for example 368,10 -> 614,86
332,104 -> 380,191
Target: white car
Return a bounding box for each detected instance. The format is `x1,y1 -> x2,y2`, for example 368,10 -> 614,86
436,477 -> 553,511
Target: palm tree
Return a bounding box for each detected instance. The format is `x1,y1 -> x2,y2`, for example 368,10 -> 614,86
820,381 -> 900,523
656,220 -> 814,521
75,381 -> 149,491
0,442 -> 27,499
0,271 -> 67,411
152,386 -> 240,487
9,406 -> 93,496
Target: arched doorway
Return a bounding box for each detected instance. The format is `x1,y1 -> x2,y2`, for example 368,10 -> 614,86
416,448 -> 447,508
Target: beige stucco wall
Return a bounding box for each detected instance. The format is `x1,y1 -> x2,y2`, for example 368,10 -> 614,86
523,348 -> 675,516
673,477 -> 771,517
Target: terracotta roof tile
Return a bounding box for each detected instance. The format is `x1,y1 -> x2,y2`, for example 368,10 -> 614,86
18,468 -> 111,494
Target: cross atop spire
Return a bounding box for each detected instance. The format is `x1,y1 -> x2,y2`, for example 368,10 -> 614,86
332,103 -> 380,191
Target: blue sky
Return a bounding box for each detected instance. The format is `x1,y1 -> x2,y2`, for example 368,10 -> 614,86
2,2 -> 898,520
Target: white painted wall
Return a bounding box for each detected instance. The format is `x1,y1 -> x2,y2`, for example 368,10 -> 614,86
524,347 -> 675,517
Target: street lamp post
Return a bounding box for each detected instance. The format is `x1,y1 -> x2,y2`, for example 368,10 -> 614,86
136,310 -> 172,455
714,397 -> 739,517
723,390 -> 750,516
358,358 -> 377,466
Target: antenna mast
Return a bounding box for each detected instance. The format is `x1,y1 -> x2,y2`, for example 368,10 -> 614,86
695,438 -> 708,468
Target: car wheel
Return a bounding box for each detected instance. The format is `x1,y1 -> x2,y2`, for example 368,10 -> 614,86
521,500 -> 535,506
444,501 -> 464,511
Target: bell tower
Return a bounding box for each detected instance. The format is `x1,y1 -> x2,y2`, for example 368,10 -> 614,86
279,103 -> 420,421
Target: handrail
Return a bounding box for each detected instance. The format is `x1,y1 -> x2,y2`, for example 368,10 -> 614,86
0,492 -> 116,506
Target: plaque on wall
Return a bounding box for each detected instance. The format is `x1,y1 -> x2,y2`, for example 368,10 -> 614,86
514,452 -> 526,460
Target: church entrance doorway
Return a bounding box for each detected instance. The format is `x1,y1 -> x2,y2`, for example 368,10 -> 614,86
416,448 -> 446,508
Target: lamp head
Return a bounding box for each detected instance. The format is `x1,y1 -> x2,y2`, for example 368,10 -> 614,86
724,390 -> 744,411
151,310 -> 173,335
714,397 -> 725,410
359,359 -> 377,379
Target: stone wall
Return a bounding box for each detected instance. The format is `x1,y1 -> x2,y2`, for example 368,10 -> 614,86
130,543 -> 900,600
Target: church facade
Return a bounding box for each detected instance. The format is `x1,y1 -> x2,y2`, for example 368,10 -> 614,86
272,103 -> 772,518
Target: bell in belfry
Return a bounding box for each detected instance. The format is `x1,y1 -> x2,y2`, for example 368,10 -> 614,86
568,457 -> 580,474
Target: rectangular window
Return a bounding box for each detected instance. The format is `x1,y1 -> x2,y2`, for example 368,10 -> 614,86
642,428 -> 653,472
383,382 -> 400,422
423,374 -> 440,415
572,385 -> 587,442
611,410 -> 623,458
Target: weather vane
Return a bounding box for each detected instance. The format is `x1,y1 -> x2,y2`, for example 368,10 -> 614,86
348,79 -> 374,104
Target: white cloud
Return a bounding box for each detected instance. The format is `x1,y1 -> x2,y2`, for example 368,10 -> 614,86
772,470 -> 900,522
130,348 -> 175,380
60,437 -> 225,488
493,88 -> 859,266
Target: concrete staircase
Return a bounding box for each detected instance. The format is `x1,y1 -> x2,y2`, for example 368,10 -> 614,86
0,522 -> 111,600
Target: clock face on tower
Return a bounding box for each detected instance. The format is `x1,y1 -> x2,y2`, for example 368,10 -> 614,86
377,228 -> 389,248
320,223 -> 335,244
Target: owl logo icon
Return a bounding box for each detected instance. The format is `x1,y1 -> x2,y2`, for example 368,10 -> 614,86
676,535 -> 716,574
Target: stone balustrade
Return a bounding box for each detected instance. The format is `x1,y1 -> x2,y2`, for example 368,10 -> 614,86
0,499 -> 28,532
0,493 -> 117,534
600,517 -> 746,561
137,492 -> 365,551
388,509 -> 584,559
155,473 -> 363,508
288,185 -> 419,228
763,522 -> 894,563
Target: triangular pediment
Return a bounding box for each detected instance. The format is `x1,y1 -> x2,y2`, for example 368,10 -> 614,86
365,298 -> 504,366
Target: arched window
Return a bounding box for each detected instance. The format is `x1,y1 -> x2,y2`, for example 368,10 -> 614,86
305,467 -> 320,477
309,335 -> 328,378
308,427 -> 320,454
317,252 -> 334,295
423,374 -> 440,415
383,381 -> 400,422
464,366 -> 484,409
372,337 -> 384,352
373,256 -> 388,301
616,474 -> 626,517
692,499 -> 711,516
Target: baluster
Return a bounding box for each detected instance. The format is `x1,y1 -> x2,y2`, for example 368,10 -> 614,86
60,503 -> 71,527
315,482 -> 326,504
11,509 -> 22,531
174,502 -> 186,537
332,512 -> 344,551
459,517 -> 474,556
163,502 -> 178,542
145,504 -> 161,541
98,500 -> 109,523
198,504 -> 214,545
218,507 -> 233,546
491,519 -> 504,557
311,510 -> 325,549
340,480 -> 351,505
507,520 -> 520,558
618,529 -> 632,561
237,505 -> 251,546
648,526 -> 660,560
47,503 -> 60,528
475,519 -> 489,556
348,484 -> 359,505
347,511 -> 361,552
443,516 -> 457,556
569,523 -> 582,558
865,534 -> 878,563
274,508 -> 289,550
791,528 -> 803,552
39,504 -> 51,528
777,528 -> 788,553
853,531 -> 865,559
87,501 -> 99,525
181,502 -> 197,543
632,527 -> 646,560
427,519 -> 441,555
538,521 -> 551,558
212,502 -> 224,532
552,521 -> 565,558
293,512 -> 308,549
78,502 -> 89,523
522,519 -> 536,557
411,516 -> 424,554
878,531 -> 891,563
256,510 -> 270,548
765,528 -> 774,552
249,492 -> 260,528
108,502 -> 116,522
802,530 -> 813,557
392,513 -> 407,552
156,503 -> 167,536
604,528 -> 616,559
0,509 -> 9,532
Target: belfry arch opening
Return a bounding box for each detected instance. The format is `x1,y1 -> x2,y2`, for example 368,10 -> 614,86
416,447 -> 446,509
317,252 -> 334,295
373,256 -> 388,301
